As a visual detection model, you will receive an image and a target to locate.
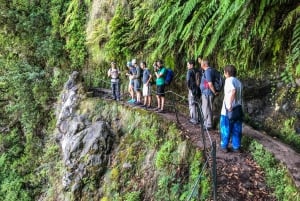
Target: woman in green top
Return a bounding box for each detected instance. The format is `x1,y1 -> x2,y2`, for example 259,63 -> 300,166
154,60 -> 166,113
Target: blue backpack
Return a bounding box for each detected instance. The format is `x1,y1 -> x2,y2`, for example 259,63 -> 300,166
203,68 -> 224,92
212,68 -> 224,92
164,68 -> 174,85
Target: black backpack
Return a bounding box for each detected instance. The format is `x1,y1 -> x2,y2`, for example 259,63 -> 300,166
188,68 -> 201,98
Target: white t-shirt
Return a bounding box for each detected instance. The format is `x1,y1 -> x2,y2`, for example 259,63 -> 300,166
221,76 -> 243,115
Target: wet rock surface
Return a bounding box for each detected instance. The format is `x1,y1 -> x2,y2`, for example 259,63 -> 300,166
55,72 -> 114,196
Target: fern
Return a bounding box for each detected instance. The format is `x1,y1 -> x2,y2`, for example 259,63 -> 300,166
280,5 -> 300,31
204,0 -> 247,56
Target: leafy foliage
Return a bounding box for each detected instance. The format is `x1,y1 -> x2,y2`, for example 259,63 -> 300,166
60,0 -> 89,69
104,5 -> 132,63
0,0 -> 299,200
91,0 -> 299,81
250,141 -> 300,201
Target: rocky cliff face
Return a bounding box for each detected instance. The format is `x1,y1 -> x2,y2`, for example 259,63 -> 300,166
45,71 -> 205,201
55,72 -> 114,199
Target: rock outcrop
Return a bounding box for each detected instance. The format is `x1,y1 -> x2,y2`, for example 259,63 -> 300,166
55,71 -> 114,198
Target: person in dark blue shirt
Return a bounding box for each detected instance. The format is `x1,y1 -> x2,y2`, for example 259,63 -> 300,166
200,59 -> 219,130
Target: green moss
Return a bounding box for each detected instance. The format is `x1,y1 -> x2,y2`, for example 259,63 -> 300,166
155,141 -> 176,169
65,98 -> 209,200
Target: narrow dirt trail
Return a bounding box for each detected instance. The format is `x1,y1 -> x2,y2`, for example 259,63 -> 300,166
97,89 -> 300,200
129,104 -> 300,200
156,109 -> 278,201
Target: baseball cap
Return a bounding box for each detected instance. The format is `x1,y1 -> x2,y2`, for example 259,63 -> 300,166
131,59 -> 137,65
127,61 -> 132,67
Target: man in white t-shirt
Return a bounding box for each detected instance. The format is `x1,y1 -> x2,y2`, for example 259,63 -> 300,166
220,64 -> 243,153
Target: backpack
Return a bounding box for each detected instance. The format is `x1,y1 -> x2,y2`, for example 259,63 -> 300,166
212,69 -> 224,92
188,68 -> 201,98
204,68 -> 224,92
164,68 -> 174,85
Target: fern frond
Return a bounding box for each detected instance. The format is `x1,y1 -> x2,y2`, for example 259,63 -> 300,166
204,0 -> 247,56
281,5 -> 300,31
291,18 -> 300,64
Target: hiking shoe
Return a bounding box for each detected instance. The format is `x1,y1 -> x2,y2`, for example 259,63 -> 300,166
232,148 -> 241,153
127,99 -> 135,103
189,119 -> 198,125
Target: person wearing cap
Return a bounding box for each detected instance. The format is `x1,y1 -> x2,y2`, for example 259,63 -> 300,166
130,59 -> 142,105
107,61 -> 121,101
126,61 -> 135,103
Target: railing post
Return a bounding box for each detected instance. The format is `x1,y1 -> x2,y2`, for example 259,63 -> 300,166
212,141 -> 217,201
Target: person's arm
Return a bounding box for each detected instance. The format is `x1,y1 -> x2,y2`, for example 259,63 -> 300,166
155,68 -> 165,78
132,67 -> 140,79
206,70 -> 217,95
186,70 -> 191,89
227,88 -> 236,111
146,73 -> 152,85
208,82 -> 217,95
107,68 -> 111,77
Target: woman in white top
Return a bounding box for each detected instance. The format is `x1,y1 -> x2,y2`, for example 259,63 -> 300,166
107,61 -> 121,101
220,64 -> 243,153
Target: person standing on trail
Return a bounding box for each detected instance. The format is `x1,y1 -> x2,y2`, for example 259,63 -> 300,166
186,59 -> 200,124
220,64 -> 243,153
130,59 -> 142,105
200,59 -> 218,130
126,61 -> 135,103
141,61 -> 152,108
107,61 -> 121,101
154,59 -> 166,113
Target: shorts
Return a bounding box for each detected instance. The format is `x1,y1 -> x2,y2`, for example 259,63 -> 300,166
128,79 -> 134,89
143,84 -> 151,96
134,79 -> 141,92
156,85 -> 165,97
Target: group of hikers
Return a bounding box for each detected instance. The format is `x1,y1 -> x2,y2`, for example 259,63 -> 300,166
108,59 -> 167,113
107,57 -> 243,153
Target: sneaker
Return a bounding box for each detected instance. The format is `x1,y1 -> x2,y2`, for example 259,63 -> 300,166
232,148 -> 241,153
135,101 -> 143,105
140,104 -> 147,108
129,99 -> 137,104
153,107 -> 160,111
127,99 -> 135,103
157,109 -> 164,113
189,119 -> 198,125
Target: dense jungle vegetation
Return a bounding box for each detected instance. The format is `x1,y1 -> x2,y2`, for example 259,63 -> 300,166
0,0 -> 299,200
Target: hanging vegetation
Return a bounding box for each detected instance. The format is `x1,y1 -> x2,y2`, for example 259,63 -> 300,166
88,0 -> 299,80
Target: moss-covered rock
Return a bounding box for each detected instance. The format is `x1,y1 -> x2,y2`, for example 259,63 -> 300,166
42,74 -> 210,200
